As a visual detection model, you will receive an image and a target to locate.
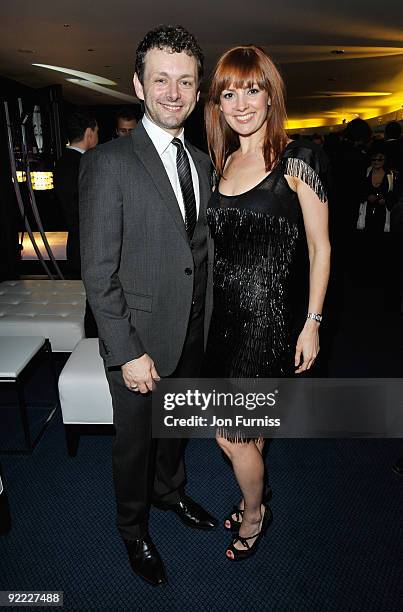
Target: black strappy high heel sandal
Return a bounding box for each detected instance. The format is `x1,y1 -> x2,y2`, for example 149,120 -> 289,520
224,505 -> 244,532
226,505 -> 273,561
224,484 -> 273,531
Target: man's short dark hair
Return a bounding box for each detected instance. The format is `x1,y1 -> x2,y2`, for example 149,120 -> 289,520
385,121 -> 402,141
66,110 -> 97,143
115,106 -> 139,124
135,24 -> 204,85
343,118 -> 372,145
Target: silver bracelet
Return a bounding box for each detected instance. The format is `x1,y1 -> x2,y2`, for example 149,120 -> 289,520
307,312 -> 322,323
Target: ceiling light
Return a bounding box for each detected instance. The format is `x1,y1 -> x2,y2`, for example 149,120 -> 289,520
318,91 -> 392,98
297,91 -> 392,99
32,63 -> 116,85
66,79 -> 137,102
286,118 -> 330,129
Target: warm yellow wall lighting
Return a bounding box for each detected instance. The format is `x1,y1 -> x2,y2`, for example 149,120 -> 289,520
307,91 -> 392,98
30,171 -> 54,190
16,171 -> 27,182
286,118 -> 333,129
15,171 -> 53,188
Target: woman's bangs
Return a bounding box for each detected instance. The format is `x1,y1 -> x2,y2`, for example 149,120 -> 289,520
215,50 -> 269,96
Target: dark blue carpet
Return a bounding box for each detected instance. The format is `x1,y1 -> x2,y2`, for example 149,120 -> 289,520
0,415 -> 402,611
1,260 -> 403,610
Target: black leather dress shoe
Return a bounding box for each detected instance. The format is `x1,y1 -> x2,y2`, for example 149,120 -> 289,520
392,455 -> 403,475
124,535 -> 167,586
154,495 -> 218,530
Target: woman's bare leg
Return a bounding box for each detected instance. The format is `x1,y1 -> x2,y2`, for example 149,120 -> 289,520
217,435 -> 266,557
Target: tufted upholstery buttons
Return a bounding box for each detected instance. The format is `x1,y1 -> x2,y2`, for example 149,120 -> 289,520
0,280 -> 86,351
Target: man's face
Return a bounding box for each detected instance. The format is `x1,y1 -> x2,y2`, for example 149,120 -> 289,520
133,47 -> 200,135
116,117 -> 137,137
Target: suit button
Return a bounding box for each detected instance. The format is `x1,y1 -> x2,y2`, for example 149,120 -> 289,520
185,268 -> 193,275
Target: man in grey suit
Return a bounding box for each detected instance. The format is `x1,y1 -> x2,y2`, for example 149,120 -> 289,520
79,25 -> 216,586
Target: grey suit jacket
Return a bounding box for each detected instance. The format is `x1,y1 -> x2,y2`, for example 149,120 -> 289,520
79,122 -> 213,375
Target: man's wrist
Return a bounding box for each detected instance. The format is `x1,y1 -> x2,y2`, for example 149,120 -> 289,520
123,353 -> 146,367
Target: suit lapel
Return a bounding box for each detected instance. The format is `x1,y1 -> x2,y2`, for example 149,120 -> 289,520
131,123 -> 188,244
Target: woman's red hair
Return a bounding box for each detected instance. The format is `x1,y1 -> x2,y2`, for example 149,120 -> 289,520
205,45 -> 288,177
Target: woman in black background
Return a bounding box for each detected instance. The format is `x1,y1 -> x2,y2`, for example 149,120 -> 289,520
357,147 -> 395,234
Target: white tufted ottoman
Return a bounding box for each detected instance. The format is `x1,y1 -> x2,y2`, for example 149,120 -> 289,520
58,339 -> 113,455
0,280 -> 86,352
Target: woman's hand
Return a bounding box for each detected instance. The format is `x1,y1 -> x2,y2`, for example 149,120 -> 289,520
294,319 -> 320,373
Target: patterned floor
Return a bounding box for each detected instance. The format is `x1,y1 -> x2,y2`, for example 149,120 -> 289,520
0,417 -> 402,611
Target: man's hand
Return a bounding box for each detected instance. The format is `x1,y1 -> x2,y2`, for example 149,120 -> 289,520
121,354 -> 160,394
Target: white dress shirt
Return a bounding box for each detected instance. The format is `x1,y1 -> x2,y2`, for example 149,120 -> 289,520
142,114 -> 200,220
67,145 -> 86,155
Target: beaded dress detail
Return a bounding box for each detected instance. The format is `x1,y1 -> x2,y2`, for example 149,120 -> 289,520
204,141 -> 328,378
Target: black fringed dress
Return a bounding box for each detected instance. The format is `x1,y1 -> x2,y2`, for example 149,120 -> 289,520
204,141 -> 328,379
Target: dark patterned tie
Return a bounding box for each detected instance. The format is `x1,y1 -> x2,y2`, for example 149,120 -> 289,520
172,137 -> 197,240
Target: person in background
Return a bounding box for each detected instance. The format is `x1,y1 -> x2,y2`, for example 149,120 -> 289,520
54,111 -> 98,277
340,119 -> 373,228
312,132 -> 324,147
115,106 -> 138,137
383,121 -> 403,174
356,143 -> 401,311
54,110 -> 99,337
356,146 -> 395,235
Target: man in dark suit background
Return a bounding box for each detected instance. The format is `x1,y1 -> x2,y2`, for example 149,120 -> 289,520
54,111 -> 98,277
79,25 -> 216,586
383,121 -> 403,174
54,111 -> 99,337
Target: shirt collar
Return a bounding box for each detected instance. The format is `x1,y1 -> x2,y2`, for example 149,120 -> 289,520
67,145 -> 86,154
142,114 -> 185,156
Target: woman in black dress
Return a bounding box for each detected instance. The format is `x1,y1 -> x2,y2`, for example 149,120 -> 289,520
356,148 -> 395,234
204,45 -> 331,560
